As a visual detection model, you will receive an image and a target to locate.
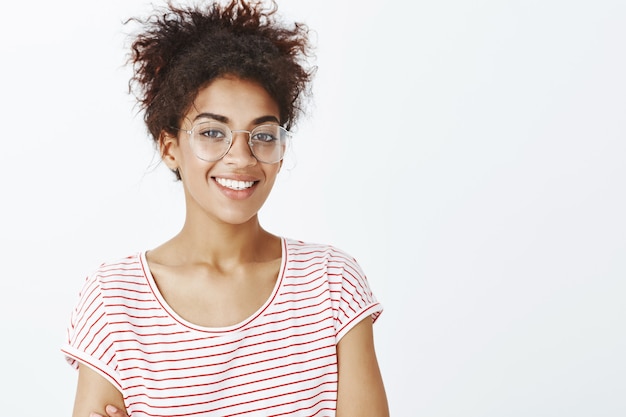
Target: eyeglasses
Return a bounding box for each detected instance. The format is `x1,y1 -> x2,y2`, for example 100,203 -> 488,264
176,121 -> 291,164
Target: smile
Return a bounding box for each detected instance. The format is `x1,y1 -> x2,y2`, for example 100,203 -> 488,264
215,177 -> 256,190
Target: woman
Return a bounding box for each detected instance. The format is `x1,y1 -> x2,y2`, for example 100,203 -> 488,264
63,1 -> 388,416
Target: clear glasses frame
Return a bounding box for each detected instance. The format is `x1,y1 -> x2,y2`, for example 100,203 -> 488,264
175,121 -> 291,164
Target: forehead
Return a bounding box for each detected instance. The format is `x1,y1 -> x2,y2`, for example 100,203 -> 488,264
185,76 -> 280,124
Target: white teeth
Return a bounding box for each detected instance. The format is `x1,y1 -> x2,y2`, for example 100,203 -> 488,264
215,177 -> 255,190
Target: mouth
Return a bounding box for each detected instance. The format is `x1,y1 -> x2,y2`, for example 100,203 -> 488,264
214,177 -> 257,191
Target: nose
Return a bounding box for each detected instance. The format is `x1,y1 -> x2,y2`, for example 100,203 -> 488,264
223,131 -> 257,166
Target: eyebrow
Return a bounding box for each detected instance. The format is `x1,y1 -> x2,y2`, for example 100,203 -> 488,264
193,112 -> 280,125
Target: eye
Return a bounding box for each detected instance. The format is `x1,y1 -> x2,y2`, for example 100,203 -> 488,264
252,132 -> 277,143
251,126 -> 281,143
194,122 -> 229,142
198,128 -> 227,139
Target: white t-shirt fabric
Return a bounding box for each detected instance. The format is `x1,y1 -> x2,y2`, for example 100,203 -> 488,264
62,237 -> 382,417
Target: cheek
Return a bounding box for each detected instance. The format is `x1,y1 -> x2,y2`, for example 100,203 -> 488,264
179,153 -> 214,183
265,165 -> 281,182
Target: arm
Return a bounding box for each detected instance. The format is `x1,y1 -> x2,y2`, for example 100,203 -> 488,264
336,317 -> 389,417
72,363 -> 127,417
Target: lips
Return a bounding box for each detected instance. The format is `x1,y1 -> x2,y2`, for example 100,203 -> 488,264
214,177 -> 256,190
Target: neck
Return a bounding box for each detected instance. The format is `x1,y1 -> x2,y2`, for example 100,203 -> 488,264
162,211 -> 279,267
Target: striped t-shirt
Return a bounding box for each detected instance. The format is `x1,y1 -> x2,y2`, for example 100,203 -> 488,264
62,238 -> 382,416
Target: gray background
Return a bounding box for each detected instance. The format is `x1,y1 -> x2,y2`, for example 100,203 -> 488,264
1,0 -> 624,415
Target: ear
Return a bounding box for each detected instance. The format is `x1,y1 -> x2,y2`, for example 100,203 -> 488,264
159,130 -> 180,171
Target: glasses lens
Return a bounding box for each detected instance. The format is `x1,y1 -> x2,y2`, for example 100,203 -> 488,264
191,122 -> 231,161
250,125 -> 288,163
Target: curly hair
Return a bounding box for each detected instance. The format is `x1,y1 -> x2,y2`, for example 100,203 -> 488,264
126,0 -> 315,148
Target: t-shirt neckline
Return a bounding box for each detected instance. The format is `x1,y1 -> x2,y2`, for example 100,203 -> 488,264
138,237 -> 288,334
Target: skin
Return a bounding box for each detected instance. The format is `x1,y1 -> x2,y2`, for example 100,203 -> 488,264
75,75 -> 389,417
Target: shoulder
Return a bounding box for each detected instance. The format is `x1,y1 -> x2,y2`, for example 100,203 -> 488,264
284,237 -> 360,266
76,252 -> 147,298
94,252 -> 144,274
283,237 -> 371,292
67,251 -> 156,336
282,239 -> 383,336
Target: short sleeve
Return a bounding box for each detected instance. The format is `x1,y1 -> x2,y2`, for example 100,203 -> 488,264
61,272 -> 122,390
330,249 -> 383,342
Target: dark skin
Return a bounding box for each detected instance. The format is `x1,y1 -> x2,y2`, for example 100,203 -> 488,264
75,77 -> 389,417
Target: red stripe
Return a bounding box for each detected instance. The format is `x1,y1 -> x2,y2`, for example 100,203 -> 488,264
63,238 -> 382,416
